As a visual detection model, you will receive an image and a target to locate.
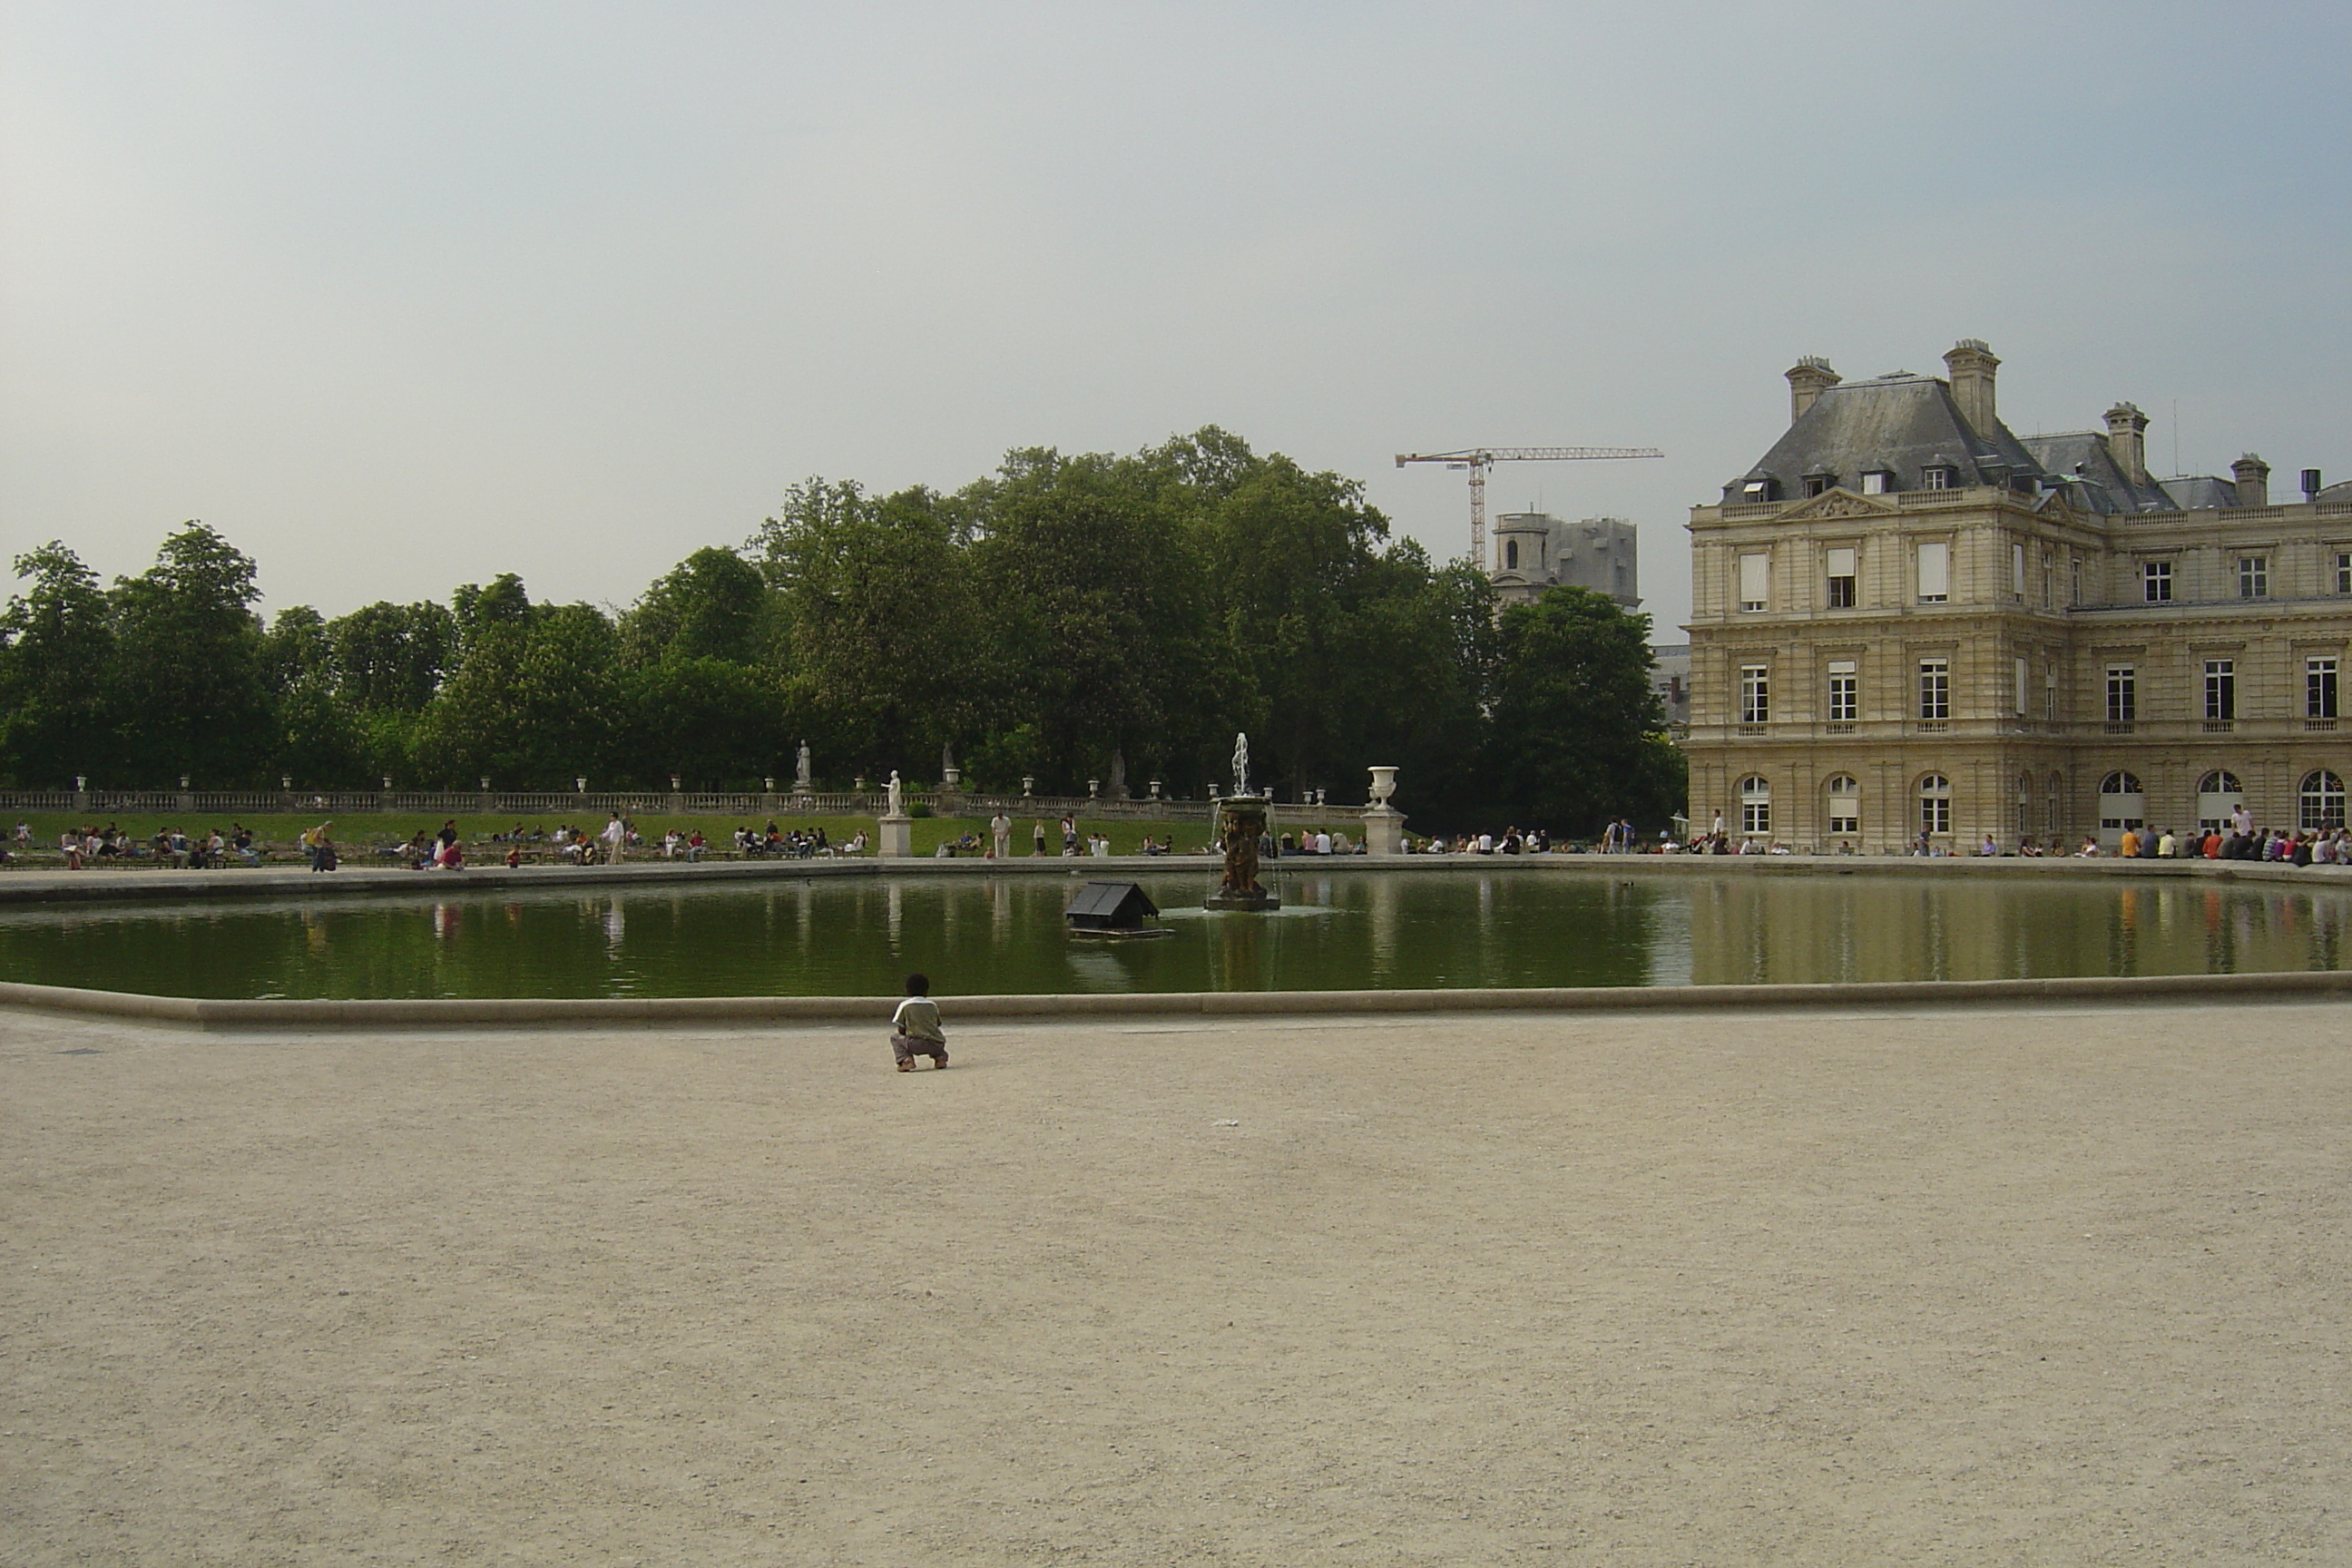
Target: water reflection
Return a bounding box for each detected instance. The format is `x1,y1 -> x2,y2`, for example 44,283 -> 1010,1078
7,869 -> 2352,1001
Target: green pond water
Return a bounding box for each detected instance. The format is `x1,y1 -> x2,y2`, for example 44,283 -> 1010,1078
14,867 -> 2352,1000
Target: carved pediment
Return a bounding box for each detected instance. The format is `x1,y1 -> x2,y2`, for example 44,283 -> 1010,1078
1779,487 -> 1898,522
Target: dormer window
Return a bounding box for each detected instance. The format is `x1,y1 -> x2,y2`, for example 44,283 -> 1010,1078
1803,470 -> 1838,498
1740,476 -> 1777,503
1921,465 -> 1956,491
1860,469 -> 1895,495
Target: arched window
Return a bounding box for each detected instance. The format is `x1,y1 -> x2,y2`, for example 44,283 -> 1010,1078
1504,538 -> 1519,570
1825,774 -> 1858,834
1739,774 -> 1771,836
1918,773 -> 1952,837
2196,769 -> 2246,832
2300,770 -> 2345,831
2016,771 -> 2034,838
2047,771 -> 2064,839
2100,770 -> 2142,796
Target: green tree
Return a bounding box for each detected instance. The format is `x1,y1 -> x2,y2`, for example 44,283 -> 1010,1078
962,446 -> 1217,791
327,601 -> 455,711
1484,586 -> 1671,835
108,524 -> 274,787
414,583 -> 624,788
752,479 -> 976,782
260,606 -> 331,695
0,542 -> 118,786
620,547 -> 772,670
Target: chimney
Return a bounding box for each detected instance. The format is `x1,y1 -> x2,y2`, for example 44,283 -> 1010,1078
2304,468 -> 2325,502
1785,356 -> 1839,422
2231,453 -> 2270,507
2104,402 -> 2151,488
1942,339 -> 2000,436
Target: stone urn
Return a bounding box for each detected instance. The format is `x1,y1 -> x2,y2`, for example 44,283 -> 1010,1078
1367,766 -> 1398,806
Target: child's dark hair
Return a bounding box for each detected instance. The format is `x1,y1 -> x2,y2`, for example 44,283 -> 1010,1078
905,973 -> 929,996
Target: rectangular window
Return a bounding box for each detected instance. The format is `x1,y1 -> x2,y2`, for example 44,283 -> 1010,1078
1923,467 -> 1953,491
2042,551 -> 2053,607
1828,660 -> 1857,722
2045,665 -> 2057,720
2107,665 -> 2136,724
1918,659 -> 1950,720
1860,470 -> 1888,495
2013,542 -> 2026,599
2308,658 -> 2339,720
1828,795 -> 1858,833
2014,656 -> 2028,716
1739,664 -> 1769,724
1917,542 -> 1950,603
2239,556 -> 2269,599
2337,552 -> 2351,594
2142,561 -> 2172,603
1738,553 -> 1768,612
2072,556 -> 2082,605
2205,659 -> 2235,720
1825,545 -> 1856,608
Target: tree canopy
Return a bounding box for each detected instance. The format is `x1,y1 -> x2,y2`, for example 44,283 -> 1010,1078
0,429 -> 1681,832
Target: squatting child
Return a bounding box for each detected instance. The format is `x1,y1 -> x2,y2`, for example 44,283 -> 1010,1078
890,973 -> 949,1072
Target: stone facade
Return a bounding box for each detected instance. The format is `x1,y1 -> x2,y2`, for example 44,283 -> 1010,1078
1490,513 -> 1640,608
1686,341 -> 2352,850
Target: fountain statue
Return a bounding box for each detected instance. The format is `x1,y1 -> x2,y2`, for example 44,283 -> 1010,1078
1205,730 -> 1279,911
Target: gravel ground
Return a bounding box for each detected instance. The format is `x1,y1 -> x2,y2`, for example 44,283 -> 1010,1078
4,999 -> 2347,1565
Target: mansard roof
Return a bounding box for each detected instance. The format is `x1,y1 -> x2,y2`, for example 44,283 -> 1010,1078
2016,431 -> 2178,514
2159,474 -> 2243,511
1727,372 -> 2043,500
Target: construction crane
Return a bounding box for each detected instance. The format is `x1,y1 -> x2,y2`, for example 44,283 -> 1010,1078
1395,446 -> 1663,571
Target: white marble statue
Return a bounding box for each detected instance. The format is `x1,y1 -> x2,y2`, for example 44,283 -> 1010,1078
795,740 -> 812,788
1231,732 -> 1250,797
886,770 -> 904,818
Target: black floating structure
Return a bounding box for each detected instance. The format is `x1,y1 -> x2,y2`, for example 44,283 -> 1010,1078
1065,880 -> 1165,936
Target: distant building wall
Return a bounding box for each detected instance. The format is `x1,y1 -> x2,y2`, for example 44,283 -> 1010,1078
1490,513 -> 1641,609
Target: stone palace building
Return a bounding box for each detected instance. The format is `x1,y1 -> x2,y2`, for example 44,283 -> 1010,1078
1684,340 -> 2352,850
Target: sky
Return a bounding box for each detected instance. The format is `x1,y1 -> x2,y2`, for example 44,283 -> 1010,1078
4,1 -> 2347,641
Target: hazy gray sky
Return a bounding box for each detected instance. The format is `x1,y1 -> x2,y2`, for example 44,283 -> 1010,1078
5,2 -> 2347,638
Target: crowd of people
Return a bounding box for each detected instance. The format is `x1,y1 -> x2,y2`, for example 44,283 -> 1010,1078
28,807 -> 2352,870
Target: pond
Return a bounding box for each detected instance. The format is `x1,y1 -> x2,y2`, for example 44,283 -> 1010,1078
14,867 -> 2352,1000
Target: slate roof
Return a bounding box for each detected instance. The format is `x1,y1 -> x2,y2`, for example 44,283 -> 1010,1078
1729,354 -> 2326,517
2016,431 -> 2178,514
1729,373 -> 2047,502
2157,474 -> 2243,511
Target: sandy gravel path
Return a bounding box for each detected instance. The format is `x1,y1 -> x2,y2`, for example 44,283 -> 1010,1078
4,1000 -> 2347,1564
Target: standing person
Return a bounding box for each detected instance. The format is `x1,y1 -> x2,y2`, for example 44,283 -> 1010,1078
1033,819 -> 1047,857
889,973 -> 949,1072
1061,816 -> 1078,856
602,812 -> 627,863
991,810 -> 1013,860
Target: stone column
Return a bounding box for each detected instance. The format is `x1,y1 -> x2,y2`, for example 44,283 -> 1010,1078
877,812 -> 915,858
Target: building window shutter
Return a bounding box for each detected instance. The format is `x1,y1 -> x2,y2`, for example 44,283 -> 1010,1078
1739,553 -> 1769,611
1918,542 -> 1949,603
